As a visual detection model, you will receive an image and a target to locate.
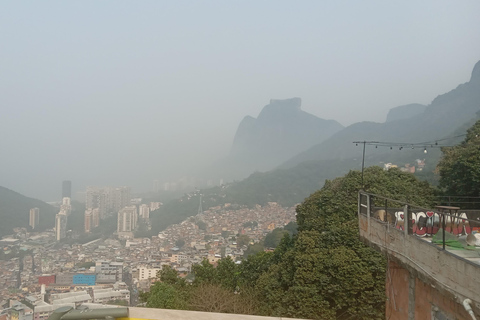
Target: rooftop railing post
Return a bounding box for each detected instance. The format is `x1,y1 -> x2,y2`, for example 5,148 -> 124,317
358,191 -> 362,216
385,198 -> 388,230
361,141 -> 366,188
367,194 -> 371,235
442,213 -> 446,250
404,205 -> 409,237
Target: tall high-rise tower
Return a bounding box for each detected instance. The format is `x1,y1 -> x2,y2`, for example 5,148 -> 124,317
55,212 -> 67,241
84,209 -> 93,233
55,197 -> 70,241
117,206 -> 137,233
29,208 -> 40,229
62,180 -> 72,198
139,204 -> 150,220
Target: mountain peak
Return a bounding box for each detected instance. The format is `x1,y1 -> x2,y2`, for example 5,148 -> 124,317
471,60 -> 480,83
229,98 -> 343,174
268,97 -> 302,111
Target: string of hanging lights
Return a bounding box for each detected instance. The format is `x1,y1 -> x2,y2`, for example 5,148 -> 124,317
352,134 -> 467,187
353,133 -> 467,153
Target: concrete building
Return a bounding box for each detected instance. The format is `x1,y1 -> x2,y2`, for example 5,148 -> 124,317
92,288 -> 130,305
150,202 -> 162,211
60,197 -> 72,215
138,204 -> 150,220
138,267 -> 161,280
117,206 -> 137,233
358,191 -> 480,320
29,208 -> 39,230
95,261 -> 124,283
37,275 -> 55,286
55,273 -> 74,285
92,208 -> 100,229
84,209 -> 93,233
50,291 -> 92,306
84,208 -> 99,233
72,274 -> 96,286
86,186 -> 131,218
55,212 -> 67,241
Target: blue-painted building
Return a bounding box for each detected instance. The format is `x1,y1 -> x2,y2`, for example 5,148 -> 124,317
73,273 -> 96,286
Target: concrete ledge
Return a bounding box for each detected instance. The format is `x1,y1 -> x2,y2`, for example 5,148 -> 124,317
126,307 -> 306,320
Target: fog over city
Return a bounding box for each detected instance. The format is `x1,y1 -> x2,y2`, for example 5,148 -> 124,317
1,1 -> 480,201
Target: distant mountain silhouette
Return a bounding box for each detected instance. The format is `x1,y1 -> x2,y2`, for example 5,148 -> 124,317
386,103 -> 426,122
281,60 -> 480,169
226,97 -> 343,176
0,186 -> 57,237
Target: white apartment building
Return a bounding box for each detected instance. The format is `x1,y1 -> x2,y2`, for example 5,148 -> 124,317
29,208 -> 39,229
92,288 -> 130,305
138,266 -> 161,280
117,206 -> 137,233
138,204 -> 150,220
55,212 -> 67,241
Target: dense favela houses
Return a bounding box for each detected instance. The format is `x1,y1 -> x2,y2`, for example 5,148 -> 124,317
1,199 -> 297,319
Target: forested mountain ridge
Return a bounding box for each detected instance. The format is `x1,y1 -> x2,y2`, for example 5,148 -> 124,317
0,186 -> 57,237
281,60 -> 480,169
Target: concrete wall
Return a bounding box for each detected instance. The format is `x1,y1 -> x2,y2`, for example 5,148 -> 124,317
125,307 -> 306,320
359,213 -> 480,319
385,260 -> 475,320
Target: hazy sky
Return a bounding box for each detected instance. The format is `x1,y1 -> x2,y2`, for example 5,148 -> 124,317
1,1 -> 480,201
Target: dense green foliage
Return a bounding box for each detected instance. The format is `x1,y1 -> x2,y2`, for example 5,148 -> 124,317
437,119 -> 480,203
143,166 -> 436,319
142,262 -> 259,314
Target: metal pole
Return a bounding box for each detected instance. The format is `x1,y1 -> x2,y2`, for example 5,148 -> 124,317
442,212 -> 446,250
385,198 -> 389,231
361,141 -> 366,187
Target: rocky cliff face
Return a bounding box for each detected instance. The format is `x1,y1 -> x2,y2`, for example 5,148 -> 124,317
281,60 -> 480,169
229,98 -> 343,172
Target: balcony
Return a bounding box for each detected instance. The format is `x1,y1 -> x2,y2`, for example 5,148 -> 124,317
358,191 -> 480,319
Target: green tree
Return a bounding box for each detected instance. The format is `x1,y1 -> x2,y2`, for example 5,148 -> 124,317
192,259 -> 217,285
256,167 -> 435,320
142,266 -> 189,310
264,228 -> 288,248
215,256 -> 239,290
221,230 -> 230,239
196,220 -> 206,230
437,119 -> 480,202
175,238 -> 185,248
244,242 -> 264,257
145,282 -> 188,310
283,221 -> 298,235
236,234 -> 250,247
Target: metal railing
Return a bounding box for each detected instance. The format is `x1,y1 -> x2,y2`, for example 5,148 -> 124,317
359,192 -> 480,250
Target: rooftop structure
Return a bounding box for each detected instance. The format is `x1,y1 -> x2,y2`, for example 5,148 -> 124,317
358,191 -> 480,319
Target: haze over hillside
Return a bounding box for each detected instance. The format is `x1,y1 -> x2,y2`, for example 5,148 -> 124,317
1,2 -> 479,201
213,98 -> 343,179
0,186 -> 57,237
